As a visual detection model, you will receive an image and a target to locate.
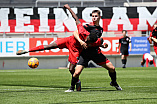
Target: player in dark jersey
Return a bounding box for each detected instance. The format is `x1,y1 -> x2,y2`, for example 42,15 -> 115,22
65,8 -> 122,92
117,30 -> 132,68
148,23 -> 157,55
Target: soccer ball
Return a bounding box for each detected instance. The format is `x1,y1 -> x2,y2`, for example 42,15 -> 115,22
28,57 -> 39,69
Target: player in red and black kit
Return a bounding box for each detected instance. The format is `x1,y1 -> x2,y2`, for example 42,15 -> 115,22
141,53 -> 156,67
65,8 -> 122,92
16,4 -> 104,91
117,30 -> 132,68
148,23 -> 157,55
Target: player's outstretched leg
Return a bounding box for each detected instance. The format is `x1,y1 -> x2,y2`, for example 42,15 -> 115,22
16,50 -> 28,55
16,42 -> 58,55
16,44 -> 45,55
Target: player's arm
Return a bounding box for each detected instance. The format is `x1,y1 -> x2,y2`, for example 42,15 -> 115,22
64,4 -> 80,25
148,36 -> 152,44
73,30 -> 87,49
98,38 -> 108,48
129,42 -> 132,51
147,37 -> 152,44
148,32 -> 153,44
100,44 -> 108,48
117,39 -> 121,53
129,40 -> 132,51
117,43 -> 120,53
150,37 -> 157,43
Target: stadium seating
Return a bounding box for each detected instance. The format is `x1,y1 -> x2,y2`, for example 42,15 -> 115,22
0,0 -> 154,7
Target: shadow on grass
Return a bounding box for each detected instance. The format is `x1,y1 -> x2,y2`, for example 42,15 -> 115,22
51,98 -> 157,104
80,86 -> 117,92
0,84 -> 68,88
0,84 -> 116,93
82,90 -> 116,92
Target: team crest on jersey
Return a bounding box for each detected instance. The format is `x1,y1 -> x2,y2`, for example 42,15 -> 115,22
126,38 -> 129,41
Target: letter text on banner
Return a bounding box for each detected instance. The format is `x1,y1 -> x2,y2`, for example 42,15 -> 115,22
0,38 -> 29,56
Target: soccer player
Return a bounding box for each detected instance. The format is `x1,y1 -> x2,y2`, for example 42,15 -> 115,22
117,30 -> 132,68
64,5 -> 122,92
17,4 -> 104,91
148,23 -> 157,55
141,53 -> 156,67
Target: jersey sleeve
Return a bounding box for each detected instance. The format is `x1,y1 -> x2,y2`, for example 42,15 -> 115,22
77,23 -> 90,36
129,37 -> 131,43
83,24 -> 90,32
149,32 -> 152,37
149,32 -> 156,38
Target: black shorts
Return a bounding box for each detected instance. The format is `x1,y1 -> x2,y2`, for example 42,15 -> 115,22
120,49 -> 129,55
77,52 -> 110,67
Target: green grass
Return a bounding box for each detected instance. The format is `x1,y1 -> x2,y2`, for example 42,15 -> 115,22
0,67 -> 157,104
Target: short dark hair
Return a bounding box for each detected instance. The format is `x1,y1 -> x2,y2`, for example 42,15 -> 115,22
122,30 -> 127,33
92,10 -> 101,16
149,61 -> 153,65
88,30 -> 99,42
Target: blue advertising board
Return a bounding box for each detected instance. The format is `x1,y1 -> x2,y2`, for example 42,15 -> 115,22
129,37 -> 150,54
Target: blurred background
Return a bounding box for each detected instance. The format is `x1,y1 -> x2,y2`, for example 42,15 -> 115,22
0,0 -> 157,69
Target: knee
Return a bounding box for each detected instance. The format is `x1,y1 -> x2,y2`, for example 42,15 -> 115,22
68,63 -> 76,73
69,67 -> 75,73
73,72 -> 80,78
109,66 -> 115,72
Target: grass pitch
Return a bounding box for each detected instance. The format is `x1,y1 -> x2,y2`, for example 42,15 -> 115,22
0,67 -> 157,104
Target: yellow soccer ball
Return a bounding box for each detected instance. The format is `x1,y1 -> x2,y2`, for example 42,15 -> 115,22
28,58 -> 39,69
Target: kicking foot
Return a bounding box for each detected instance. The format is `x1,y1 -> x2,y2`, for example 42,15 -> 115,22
16,50 -> 28,55
110,81 -> 122,91
76,80 -> 81,91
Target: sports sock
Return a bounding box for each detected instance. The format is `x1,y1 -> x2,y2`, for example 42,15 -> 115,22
122,59 -> 126,65
70,71 -> 74,75
70,77 -> 78,90
29,45 -> 45,52
109,71 -> 116,82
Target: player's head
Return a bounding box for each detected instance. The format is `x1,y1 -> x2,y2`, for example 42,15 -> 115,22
149,60 -> 153,65
92,10 -> 101,24
141,61 -> 144,67
85,30 -> 98,43
141,60 -> 145,67
122,30 -> 127,37
153,23 -> 157,29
